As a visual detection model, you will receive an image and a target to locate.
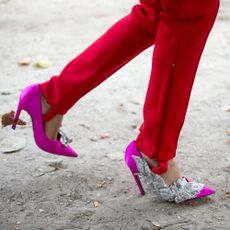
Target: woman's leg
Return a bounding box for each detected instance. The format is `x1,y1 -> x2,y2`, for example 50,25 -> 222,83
40,0 -> 161,123
135,0 -> 219,176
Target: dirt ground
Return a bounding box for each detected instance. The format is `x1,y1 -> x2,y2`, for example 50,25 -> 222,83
0,0 -> 230,229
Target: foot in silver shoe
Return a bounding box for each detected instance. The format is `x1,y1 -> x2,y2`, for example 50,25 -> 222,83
132,156 -> 204,203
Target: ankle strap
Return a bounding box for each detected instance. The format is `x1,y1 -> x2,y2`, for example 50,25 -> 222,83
151,160 -> 168,174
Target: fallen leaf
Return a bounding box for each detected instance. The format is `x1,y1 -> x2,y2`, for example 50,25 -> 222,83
225,130 -> 230,135
1,91 -> 11,95
97,180 -> 106,188
90,133 -> 110,141
18,57 -> 31,66
130,124 -> 137,130
117,103 -> 125,112
225,192 -> 230,198
221,105 -> 230,112
0,136 -> 26,153
33,59 -> 52,68
93,200 -> 99,208
1,111 -> 26,128
100,133 -> 110,139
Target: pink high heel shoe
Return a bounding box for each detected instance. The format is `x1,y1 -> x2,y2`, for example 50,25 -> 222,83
12,83 -> 78,157
124,141 -> 215,203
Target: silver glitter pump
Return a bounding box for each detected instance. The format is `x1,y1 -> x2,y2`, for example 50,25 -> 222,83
132,155 -> 205,203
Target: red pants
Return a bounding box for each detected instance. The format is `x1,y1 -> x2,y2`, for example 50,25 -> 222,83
40,0 -> 219,174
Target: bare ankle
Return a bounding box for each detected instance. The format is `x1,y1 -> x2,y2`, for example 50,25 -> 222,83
139,152 -> 181,185
140,151 -> 159,168
41,94 -> 51,114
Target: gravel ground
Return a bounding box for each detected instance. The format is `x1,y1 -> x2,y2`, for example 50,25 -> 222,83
0,0 -> 230,229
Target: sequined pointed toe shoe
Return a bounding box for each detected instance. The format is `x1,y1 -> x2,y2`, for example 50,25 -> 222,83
124,140 -> 215,203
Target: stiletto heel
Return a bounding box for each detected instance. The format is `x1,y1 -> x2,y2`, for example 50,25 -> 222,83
124,140 -> 145,195
12,105 -> 22,130
12,83 -> 78,157
12,92 -> 25,129
132,173 -> 145,195
124,140 -> 215,203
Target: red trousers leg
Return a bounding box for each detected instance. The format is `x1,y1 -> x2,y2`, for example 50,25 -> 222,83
135,0 -> 219,174
40,0 -> 161,122
40,0 -> 219,174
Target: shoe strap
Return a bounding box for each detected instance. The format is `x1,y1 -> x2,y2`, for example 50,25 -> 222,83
151,160 -> 168,174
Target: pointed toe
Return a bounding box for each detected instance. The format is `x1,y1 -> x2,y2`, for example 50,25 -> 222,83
196,185 -> 215,198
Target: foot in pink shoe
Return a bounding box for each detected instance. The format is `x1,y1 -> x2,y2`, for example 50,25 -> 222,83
12,83 -> 78,157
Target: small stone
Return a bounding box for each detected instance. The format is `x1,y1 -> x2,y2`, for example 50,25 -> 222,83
25,157 -> 34,161
205,218 -> 213,224
97,180 -> 106,188
0,136 -> 26,153
151,221 -> 161,230
16,201 -> 23,206
106,152 -> 123,161
47,160 -> 64,169
130,124 -> 137,130
93,200 -> 99,208
67,173 -> 73,177
89,137 -> 98,142
130,100 -> 140,105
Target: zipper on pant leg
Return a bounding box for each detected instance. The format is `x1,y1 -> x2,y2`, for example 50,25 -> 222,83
155,63 -> 176,161
151,63 -> 176,174
155,0 -> 190,162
